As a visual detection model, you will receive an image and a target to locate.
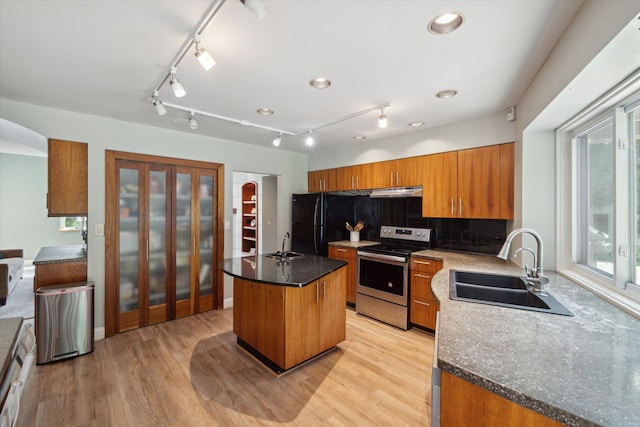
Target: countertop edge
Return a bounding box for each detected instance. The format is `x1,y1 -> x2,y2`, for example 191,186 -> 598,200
437,359 -> 598,427
328,240 -> 379,249
220,256 -> 347,287
33,245 -> 87,265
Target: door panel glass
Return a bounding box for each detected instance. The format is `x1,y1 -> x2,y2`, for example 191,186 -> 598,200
148,170 -> 168,306
578,120 -> 614,276
199,174 -> 214,296
176,172 -> 192,301
119,168 -> 139,312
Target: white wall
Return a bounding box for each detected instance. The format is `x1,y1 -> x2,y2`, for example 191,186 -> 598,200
0,152 -> 82,259
0,98 -> 309,329
309,111 -> 516,171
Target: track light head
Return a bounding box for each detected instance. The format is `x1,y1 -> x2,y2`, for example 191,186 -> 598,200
189,112 -> 198,130
378,108 -> 388,128
170,67 -> 186,98
272,134 -> 282,147
240,0 -> 267,20
152,91 -> 167,116
305,131 -> 314,146
194,37 -> 216,71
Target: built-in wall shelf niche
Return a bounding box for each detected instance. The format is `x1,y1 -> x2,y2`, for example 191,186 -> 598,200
241,182 -> 258,254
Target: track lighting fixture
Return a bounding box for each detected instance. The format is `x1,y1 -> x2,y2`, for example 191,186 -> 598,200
378,108 -> 388,128
194,36 -> 216,71
272,134 -> 282,147
240,0 -> 267,20
189,112 -> 198,130
152,91 -> 167,116
170,67 -> 186,98
305,131 -> 315,146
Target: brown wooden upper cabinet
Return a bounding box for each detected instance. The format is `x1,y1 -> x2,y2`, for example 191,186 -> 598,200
376,157 -> 423,188
422,143 -> 514,219
337,164 -> 375,190
307,143 -> 513,220
47,139 -> 88,216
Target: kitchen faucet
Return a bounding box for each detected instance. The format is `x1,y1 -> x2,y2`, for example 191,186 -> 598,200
281,232 -> 290,254
497,228 -> 549,292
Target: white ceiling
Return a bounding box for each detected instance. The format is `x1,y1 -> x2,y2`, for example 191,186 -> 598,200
0,0 -> 584,153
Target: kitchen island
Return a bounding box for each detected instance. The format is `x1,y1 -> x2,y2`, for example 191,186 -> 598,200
220,254 -> 347,373
415,249 -> 640,427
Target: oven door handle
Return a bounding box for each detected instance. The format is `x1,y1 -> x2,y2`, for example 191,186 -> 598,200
357,252 -> 407,264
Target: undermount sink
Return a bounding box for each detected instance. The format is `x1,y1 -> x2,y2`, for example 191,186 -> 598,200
265,251 -> 305,260
449,270 -> 573,316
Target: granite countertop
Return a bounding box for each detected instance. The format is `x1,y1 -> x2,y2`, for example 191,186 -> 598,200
328,240 -> 380,249
0,317 -> 23,388
33,245 -> 87,265
220,254 -> 346,287
412,249 -> 640,427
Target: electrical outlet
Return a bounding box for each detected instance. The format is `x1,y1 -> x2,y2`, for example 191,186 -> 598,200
95,224 -> 104,236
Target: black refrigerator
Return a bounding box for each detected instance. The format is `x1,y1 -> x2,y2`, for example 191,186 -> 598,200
291,193 -> 379,256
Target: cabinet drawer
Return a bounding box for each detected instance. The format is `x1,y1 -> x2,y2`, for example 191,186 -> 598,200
410,296 -> 439,329
410,257 -> 442,274
411,271 -> 436,301
328,245 -> 356,260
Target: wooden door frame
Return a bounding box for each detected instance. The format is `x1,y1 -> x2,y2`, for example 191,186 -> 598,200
105,150 -> 225,337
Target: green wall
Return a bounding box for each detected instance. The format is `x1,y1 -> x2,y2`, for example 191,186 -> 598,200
0,152 -> 82,259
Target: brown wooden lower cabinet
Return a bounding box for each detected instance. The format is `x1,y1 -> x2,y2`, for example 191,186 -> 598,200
441,371 -> 565,427
34,260 -> 87,292
233,267 -> 347,372
328,245 -> 357,305
410,256 -> 442,330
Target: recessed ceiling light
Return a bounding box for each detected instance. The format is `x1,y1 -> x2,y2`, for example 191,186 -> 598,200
428,12 -> 464,34
408,121 -> 424,127
256,108 -> 274,116
436,90 -> 458,99
309,77 -> 331,89
353,135 -> 366,140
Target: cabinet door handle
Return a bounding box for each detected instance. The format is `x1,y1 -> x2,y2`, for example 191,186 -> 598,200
414,300 -> 430,306
390,172 -> 394,186
451,198 -> 455,215
316,282 -> 319,303
323,281 -> 326,299
414,273 -> 432,279
337,248 -> 347,253
146,238 -> 149,261
414,260 -> 430,265
351,176 -> 355,189
396,171 -> 399,186
356,176 -> 359,189
459,198 -> 463,215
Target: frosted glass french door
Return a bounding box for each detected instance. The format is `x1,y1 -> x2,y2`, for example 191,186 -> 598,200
117,160 -> 171,331
174,167 -> 216,316
197,171 -> 215,312
175,170 -> 193,318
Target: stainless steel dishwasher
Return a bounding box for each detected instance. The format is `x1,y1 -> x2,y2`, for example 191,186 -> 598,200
36,281 -> 94,364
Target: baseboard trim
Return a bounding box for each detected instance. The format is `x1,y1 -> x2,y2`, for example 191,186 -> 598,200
223,297 -> 233,309
94,327 -> 105,341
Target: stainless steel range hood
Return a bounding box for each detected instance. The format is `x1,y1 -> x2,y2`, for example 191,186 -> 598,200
369,186 -> 422,198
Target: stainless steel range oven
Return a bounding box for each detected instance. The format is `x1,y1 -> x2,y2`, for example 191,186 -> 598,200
356,226 -> 431,330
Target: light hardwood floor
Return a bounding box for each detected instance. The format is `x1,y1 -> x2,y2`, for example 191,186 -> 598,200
18,308 -> 435,426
